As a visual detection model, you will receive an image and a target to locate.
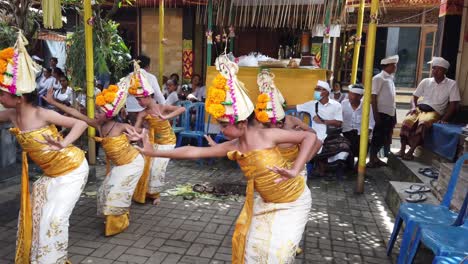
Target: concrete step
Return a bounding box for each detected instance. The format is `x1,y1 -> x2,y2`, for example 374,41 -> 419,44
385,181 -> 439,217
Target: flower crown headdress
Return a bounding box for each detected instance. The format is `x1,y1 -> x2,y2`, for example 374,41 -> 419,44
127,60 -> 153,97
254,69 -> 286,124
0,31 -> 41,96
96,78 -> 130,118
205,54 -> 254,124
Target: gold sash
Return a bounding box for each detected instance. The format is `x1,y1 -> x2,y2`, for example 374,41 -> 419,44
227,147 -> 305,264
10,125 -> 85,264
278,144 -> 300,165
145,115 -> 176,145
95,134 -> 139,175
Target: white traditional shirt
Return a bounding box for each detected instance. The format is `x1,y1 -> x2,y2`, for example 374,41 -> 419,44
165,91 -> 179,106
413,77 -> 460,115
341,99 -> 375,135
53,86 -> 73,105
372,70 -> 396,116
141,69 -> 166,105
297,99 -> 343,142
37,76 -> 55,94
190,85 -> 206,101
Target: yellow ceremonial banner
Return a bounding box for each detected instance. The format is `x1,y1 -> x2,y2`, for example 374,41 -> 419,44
206,66 -> 328,106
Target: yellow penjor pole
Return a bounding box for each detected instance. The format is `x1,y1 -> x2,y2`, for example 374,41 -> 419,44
356,0 -> 379,194
159,0 -> 164,87
84,0 -> 96,165
350,0 -> 365,84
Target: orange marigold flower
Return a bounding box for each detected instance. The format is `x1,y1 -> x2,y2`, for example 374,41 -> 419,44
129,87 -> 138,95
208,104 -> 225,119
256,102 -> 267,110
210,89 -> 225,103
104,92 -> 116,103
0,48 -> 14,60
96,95 -> 106,106
0,59 -> 7,74
257,93 -> 270,103
256,110 -> 270,123
107,85 -> 118,93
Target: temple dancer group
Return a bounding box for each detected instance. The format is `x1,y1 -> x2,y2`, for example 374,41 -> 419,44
1,31 -> 323,264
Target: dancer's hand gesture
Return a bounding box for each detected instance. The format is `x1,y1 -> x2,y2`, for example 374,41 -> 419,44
268,166 -> 298,183
36,133 -> 66,151
124,126 -> 141,141
41,88 -> 55,104
134,129 -> 155,156
204,135 -> 216,146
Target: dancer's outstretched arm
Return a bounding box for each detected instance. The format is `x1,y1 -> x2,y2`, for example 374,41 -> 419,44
134,129 -> 231,159
0,109 -> 15,123
42,89 -> 99,128
37,108 -> 88,150
160,104 -> 185,120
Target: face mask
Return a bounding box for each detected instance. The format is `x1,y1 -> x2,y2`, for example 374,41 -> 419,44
333,91 -> 341,94
314,91 -> 322,101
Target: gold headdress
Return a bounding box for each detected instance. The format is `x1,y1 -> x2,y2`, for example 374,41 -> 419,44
255,69 -> 286,124
206,55 -> 254,123
127,60 -> 153,97
0,32 -> 41,95
96,78 -> 130,118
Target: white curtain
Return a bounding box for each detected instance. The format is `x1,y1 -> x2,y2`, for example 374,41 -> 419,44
45,40 -> 66,70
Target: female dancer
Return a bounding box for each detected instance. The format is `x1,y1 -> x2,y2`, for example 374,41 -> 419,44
132,55 -> 319,264
128,61 -> 185,204
0,33 -> 89,263
42,79 -> 145,236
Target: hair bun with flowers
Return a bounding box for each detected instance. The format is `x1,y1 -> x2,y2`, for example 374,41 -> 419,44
254,69 -> 286,124
0,31 -> 41,96
205,55 -> 254,124
127,60 -> 153,97
96,78 -> 130,118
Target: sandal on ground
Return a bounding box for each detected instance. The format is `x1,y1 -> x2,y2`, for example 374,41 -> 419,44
192,184 -> 206,193
404,184 -> 430,194
418,167 -> 432,173
405,193 -> 427,203
421,170 -> 439,179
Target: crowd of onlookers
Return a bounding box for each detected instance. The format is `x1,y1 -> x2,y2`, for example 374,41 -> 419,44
32,55 -> 206,120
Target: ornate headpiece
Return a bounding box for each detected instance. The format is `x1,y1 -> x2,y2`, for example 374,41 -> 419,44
0,32 -> 41,95
127,60 -> 153,97
254,69 -> 286,124
96,78 -> 130,118
205,55 -> 254,123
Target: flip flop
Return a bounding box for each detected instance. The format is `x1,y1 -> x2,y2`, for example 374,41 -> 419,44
405,193 -> 427,203
192,184 -> 206,193
404,184 -> 430,194
418,167 -> 431,173
421,170 -> 439,179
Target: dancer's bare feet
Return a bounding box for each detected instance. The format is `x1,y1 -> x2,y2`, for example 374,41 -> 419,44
152,198 -> 161,205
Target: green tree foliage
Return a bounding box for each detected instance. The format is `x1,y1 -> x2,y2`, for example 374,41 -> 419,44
66,18 -> 131,88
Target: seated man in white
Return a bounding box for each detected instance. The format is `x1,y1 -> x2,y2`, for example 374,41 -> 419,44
341,83 -> 375,167
291,80 -> 351,179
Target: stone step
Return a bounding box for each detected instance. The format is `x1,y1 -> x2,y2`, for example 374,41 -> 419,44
385,180 -> 439,217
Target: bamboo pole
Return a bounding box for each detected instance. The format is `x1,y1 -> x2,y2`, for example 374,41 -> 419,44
207,0 -> 213,66
356,0 -> 379,194
320,1 -> 331,69
159,0 -> 164,87
350,0 -> 365,84
84,0 -> 95,165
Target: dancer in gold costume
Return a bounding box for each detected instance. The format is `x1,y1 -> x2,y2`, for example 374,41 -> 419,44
128,61 -> 185,205
0,33 -> 89,264
42,78 -> 145,236
130,55 -> 319,264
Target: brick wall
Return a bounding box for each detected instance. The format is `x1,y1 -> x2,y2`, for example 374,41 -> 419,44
141,8 -> 183,82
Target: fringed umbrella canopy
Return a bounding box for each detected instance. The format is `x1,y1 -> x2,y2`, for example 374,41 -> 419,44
132,0 -> 347,30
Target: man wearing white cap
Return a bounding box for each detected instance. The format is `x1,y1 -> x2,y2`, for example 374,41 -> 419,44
293,80 -> 351,179
368,55 -> 398,167
341,84 -> 375,166
397,57 -> 460,160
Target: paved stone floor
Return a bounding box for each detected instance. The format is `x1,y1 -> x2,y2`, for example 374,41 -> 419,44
0,157 -> 401,264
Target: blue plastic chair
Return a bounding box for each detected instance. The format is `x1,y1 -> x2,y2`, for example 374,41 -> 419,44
176,102 -> 206,147
285,109 -> 312,127
387,154 -> 468,258
432,254 -> 467,264
172,101 -> 192,134
400,189 -> 468,264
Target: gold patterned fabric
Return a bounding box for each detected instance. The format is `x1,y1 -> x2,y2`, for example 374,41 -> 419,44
95,134 -> 139,175
11,125 -> 85,176
145,115 -> 176,145
278,145 -> 300,165
10,125 -> 86,264
227,147 -> 305,264
105,213 -> 130,236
